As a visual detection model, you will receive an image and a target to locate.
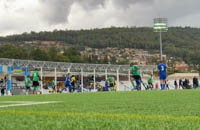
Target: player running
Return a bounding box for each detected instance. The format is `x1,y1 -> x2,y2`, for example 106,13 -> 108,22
157,61 -> 168,90
130,63 -> 141,90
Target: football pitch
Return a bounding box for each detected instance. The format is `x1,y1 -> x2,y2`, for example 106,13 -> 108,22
0,90 -> 200,130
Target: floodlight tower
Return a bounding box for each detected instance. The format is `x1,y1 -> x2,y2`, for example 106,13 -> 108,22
153,18 -> 168,61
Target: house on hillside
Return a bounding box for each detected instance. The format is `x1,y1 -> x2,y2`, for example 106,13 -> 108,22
174,62 -> 189,72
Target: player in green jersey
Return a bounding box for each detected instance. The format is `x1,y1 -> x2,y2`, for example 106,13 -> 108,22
32,69 -> 40,95
130,63 -> 141,90
25,75 -> 31,95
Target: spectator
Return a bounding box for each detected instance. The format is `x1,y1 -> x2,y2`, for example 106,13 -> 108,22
179,79 -> 183,89
184,79 -> 191,89
174,80 -> 178,90
193,76 -> 199,89
165,80 -> 170,90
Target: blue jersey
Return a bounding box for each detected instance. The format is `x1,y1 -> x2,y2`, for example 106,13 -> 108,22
105,81 -> 109,88
158,64 -> 167,80
65,76 -> 71,86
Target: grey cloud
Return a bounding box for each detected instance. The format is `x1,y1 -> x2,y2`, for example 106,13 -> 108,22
77,0 -> 106,10
39,0 -> 106,25
39,0 -> 75,25
154,0 -> 200,25
112,0 -> 154,8
38,0 -> 157,26
1,0 -> 200,36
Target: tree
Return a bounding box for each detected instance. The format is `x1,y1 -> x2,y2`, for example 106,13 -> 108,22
30,48 -> 49,61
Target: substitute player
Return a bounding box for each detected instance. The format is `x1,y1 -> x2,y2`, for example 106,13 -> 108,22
130,63 -> 141,90
157,61 -> 168,90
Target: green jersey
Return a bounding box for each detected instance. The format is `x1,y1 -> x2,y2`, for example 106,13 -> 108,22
32,71 -> 40,81
52,80 -> 55,88
108,77 -> 114,84
131,65 -> 140,76
148,77 -> 153,84
25,77 -> 31,87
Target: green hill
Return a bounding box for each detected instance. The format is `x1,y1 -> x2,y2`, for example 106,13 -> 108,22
0,27 -> 200,64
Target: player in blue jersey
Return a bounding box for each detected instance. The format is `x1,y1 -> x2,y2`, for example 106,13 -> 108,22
61,73 -> 72,93
66,73 -> 72,92
157,61 -> 168,90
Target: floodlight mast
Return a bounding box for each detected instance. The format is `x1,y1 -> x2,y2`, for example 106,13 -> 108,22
153,18 -> 168,62
160,30 -> 163,61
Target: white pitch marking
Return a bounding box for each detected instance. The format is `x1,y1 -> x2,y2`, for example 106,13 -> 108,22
0,101 -> 62,108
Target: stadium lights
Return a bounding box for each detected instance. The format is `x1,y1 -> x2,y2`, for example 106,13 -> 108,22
153,18 -> 168,61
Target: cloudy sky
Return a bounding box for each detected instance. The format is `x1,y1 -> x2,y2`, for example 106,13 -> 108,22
0,0 -> 200,36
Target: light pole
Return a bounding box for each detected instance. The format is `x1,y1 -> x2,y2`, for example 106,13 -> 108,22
153,18 -> 168,61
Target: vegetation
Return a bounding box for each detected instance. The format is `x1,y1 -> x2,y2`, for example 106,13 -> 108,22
0,44 -> 85,63
0,90 -> 200,129
1,27 -> 200,64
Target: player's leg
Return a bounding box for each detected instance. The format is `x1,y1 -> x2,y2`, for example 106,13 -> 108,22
34,81 -> 39,95
135,76 -> 141,90
69,85 -> 72,92
160,80 -> 164,90
33,81 -> 37,95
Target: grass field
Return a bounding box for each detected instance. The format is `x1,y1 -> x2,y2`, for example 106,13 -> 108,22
0,90 -> 200,130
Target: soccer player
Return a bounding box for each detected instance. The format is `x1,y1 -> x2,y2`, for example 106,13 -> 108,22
108,76 -> 114,91
51,80 -> 56,93
147,74 -> 153,90
71,75 -> 76,92
32,68 -> 40,95
65,73 -> 72,92
105,79 -> 109,91
157,61 -> 168,90
25,75 -> 31,95
130,63 -> 141,90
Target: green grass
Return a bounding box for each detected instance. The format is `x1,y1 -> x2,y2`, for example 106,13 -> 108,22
0,90 -> 200,130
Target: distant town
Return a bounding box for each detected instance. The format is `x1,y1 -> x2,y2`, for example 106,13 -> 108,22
21,40 -> 190,72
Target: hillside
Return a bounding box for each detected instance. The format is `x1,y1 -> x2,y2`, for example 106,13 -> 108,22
0,27 -> 200,64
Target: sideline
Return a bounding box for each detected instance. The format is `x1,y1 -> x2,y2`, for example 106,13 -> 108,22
0,101 -> 62,108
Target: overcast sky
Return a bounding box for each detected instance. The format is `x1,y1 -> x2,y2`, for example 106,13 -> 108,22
0,0 -> 200,36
